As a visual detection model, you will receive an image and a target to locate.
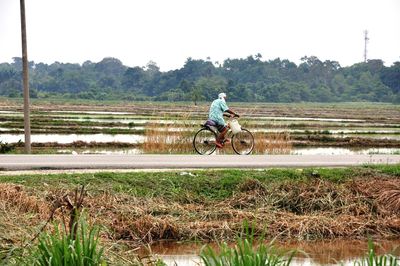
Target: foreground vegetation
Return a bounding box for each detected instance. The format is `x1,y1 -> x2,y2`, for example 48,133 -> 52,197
0,164 -> 399,264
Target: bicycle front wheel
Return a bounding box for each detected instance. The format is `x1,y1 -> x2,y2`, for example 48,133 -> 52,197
231,128 -> 254,155
193,128 -> 217,155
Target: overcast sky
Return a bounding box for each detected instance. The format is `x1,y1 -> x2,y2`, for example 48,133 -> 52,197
0,0 -> 399,71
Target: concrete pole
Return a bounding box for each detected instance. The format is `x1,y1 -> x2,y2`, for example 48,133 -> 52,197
20,0 -> 31,153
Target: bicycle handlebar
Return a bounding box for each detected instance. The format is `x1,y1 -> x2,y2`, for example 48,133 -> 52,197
223,114 -> 240,118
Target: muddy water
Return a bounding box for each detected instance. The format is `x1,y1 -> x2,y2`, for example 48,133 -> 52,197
146,239 -> 400,266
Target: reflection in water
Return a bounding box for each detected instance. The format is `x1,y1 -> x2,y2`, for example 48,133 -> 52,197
57,148 -> 142,155
50,110 -> 134,115
53,147 -> 400,155
147,239 -> 400,266
252,116 -> 366,122
292,147 -> 400,155
158,256 -> 357,266
0,134 -> 144,144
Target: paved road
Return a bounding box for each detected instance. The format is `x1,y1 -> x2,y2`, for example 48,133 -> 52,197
0,154 -> 399,171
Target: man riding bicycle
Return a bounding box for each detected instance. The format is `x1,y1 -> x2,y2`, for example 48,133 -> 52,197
207,92 -> 240,148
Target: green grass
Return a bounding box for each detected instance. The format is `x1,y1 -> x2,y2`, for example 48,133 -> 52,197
363,164 -> 400,176
32,220 -> 105,266
0,165 -> 397,202
2,215 -> 106,266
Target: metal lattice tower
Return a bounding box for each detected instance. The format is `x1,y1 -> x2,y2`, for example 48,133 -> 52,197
364,30 -> 369,63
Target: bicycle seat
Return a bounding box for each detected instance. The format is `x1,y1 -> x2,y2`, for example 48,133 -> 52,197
202,120 -> 218,133
203,119 -> 217,127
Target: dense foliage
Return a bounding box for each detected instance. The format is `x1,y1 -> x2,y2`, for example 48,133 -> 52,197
0,55 -> 399,103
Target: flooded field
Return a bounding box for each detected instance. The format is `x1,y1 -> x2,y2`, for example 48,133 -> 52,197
1,100 -> 399,154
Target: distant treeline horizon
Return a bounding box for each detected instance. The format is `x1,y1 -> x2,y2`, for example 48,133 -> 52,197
0,55 -> 399,103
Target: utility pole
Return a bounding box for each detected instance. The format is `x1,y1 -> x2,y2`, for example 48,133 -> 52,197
20,0 -> 31,153
364,30 -> 369,63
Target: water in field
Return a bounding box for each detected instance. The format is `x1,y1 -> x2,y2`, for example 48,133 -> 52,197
0,133 -> 144,144
293,147 -> 400,155
1,108 -> 399,154
145,239 -> 400,266
1,133 -> 399,155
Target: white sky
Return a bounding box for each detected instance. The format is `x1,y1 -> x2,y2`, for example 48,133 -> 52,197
0,0 -> 399,71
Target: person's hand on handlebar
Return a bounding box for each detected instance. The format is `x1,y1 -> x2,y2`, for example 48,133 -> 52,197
224,109 -> 240,118
231,113 -> 240,118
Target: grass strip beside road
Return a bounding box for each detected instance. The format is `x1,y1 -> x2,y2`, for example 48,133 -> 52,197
0,166 -> 378,201
0,165 -> 399,201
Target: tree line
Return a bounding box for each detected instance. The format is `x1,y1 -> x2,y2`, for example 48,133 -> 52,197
0,55 -> 399,103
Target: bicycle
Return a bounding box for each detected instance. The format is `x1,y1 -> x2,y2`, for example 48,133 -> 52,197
193,117 -> 255,155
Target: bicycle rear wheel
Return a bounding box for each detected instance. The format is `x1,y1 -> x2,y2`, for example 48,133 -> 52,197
231,128 -> 254,155
193,128 -> 217,155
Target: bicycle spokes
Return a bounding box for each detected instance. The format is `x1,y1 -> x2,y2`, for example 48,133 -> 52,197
232,129 -> 254,155
193,128 -> 217,155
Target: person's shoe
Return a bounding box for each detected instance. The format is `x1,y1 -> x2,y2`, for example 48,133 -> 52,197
215,141 -> 224,148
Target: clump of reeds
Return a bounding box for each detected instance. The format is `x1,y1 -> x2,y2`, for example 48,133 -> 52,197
254,131 -> 292,154
354,239 -> 399,266
200,222 -> 296,266
143,113 -> 195,154
28,217 -> 105,266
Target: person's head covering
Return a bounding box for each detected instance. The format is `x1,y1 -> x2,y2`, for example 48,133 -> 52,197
218,92 -> 226,99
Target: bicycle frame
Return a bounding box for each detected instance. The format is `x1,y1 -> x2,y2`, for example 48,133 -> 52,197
193,118 -> 254,155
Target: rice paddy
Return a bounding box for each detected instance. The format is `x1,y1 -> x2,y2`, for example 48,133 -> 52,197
1,99 -> 400,264
1,99 -> 400,155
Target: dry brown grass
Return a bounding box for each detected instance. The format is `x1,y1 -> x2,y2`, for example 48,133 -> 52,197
143,113 -> 195,154
0,184 -> 50,218
1,177 -> 400,249
254,131 -> 292,154
351,178 -> 400,215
